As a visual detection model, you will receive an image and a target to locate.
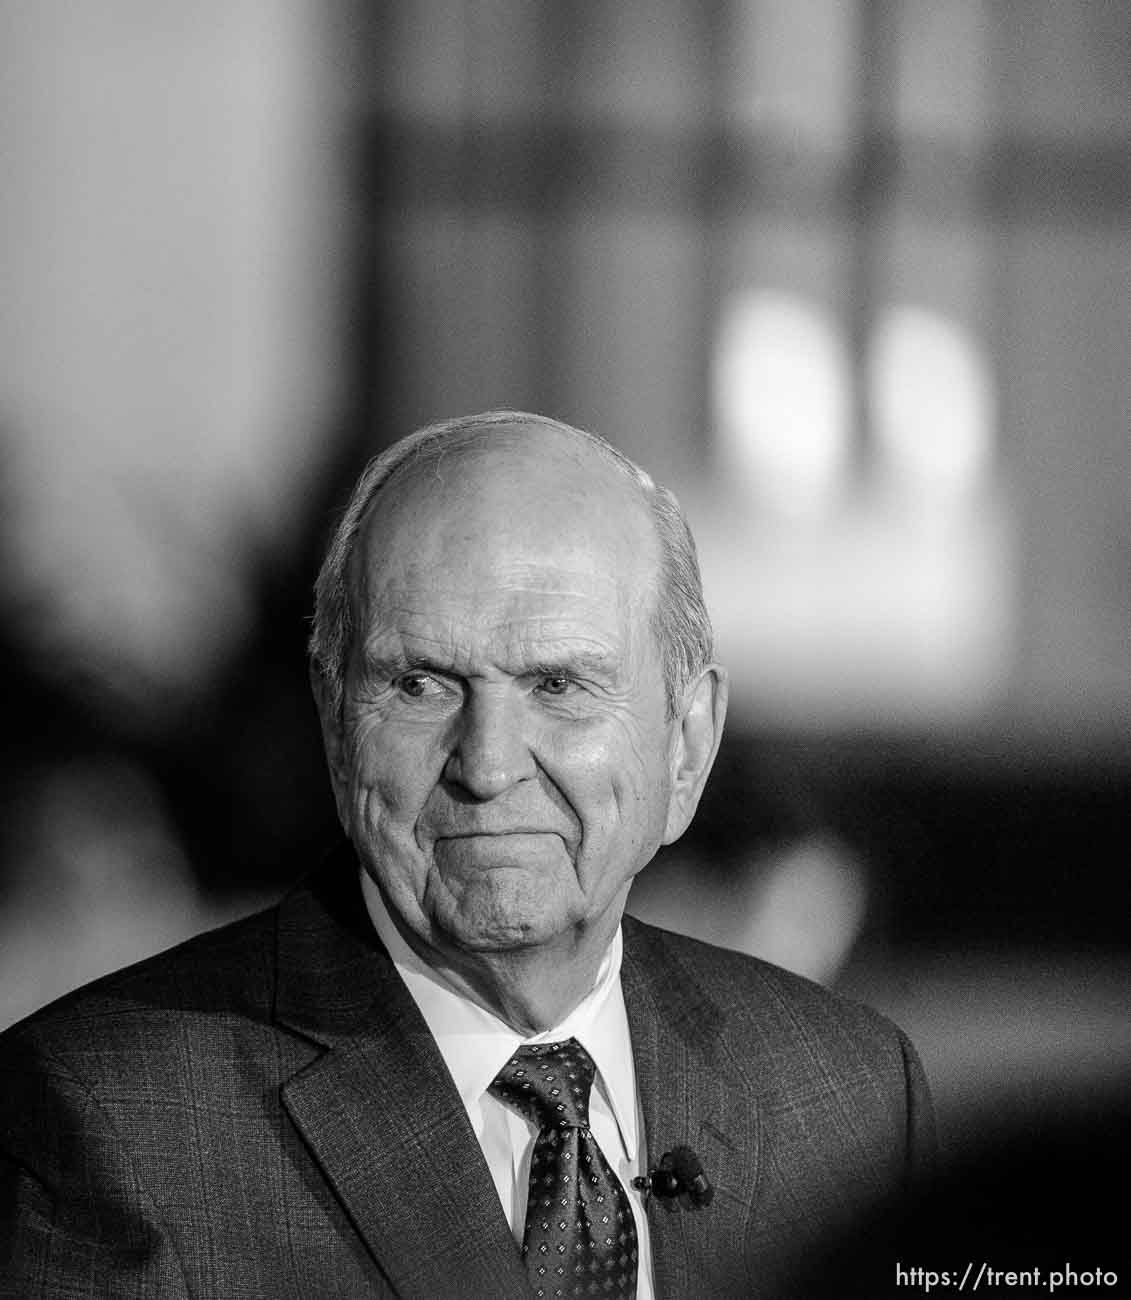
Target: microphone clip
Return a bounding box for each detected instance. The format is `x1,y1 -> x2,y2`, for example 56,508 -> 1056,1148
631,1145 -> 714,1210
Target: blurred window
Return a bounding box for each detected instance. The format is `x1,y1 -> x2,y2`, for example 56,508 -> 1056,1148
699,0 -> 1010,729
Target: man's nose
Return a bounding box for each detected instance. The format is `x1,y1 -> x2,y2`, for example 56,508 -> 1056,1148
444,690 -> 534,799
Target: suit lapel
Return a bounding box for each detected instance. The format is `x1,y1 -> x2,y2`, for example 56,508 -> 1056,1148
273,861 -> 528,1300
623,918 -> 761,1300
268,858 -> 761,1298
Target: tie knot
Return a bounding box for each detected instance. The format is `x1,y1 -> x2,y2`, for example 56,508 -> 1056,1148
489,1037 -> 597,1131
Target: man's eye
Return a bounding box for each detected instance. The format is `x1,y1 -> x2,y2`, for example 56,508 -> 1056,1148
397,673 -> 440,699
539,675 -> 573,697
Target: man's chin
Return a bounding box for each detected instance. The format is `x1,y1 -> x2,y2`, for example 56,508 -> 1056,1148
429,876 -> 580,955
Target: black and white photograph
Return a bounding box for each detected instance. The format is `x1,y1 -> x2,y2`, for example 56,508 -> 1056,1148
1,4 -> 1128,1297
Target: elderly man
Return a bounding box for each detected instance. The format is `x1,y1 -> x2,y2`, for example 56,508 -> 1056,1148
0,411 -> 933,1298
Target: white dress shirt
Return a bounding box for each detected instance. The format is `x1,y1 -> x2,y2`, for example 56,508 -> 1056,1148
361,872 -> 655,1299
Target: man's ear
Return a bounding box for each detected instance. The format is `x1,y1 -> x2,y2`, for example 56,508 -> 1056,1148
662,664 -> 728,846
309,664 -> 351,831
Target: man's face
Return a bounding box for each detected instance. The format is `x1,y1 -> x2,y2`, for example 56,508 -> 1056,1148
322,434 -> 684,959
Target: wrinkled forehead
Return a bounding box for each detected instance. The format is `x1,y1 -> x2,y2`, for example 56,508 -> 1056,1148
349,429 -> 662,626
356,566 -> 645,684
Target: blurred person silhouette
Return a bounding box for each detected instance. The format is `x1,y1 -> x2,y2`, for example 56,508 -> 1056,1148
0,602 -> 244,1033
0,753 -> 220,1032
0,411 -> 933,1299
0,453 -> 335,1033
797,1084 -> 1131,1298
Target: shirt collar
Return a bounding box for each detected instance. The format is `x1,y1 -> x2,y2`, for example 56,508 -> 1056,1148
360,869 -> 639,1159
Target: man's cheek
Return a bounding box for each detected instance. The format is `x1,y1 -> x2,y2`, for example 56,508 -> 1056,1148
543,718 -> 624,783
350,729 -> 431,805
564,778 -> 632,886
354,774 -> 415,839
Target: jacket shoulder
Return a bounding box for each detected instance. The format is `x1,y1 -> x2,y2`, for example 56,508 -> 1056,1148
622,913 -> 912,1058
622,913 -> 937,1188
0,897 -> 283,1054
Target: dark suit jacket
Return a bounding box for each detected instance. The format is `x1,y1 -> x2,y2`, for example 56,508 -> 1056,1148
0,855 -> 934,1299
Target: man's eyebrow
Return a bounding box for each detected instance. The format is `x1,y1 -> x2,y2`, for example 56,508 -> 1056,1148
359,646 -> 438,674
529,648 -> 618,677
359,642 -> 620,678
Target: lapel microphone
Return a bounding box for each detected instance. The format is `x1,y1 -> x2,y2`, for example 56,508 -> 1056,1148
632,1145 -> 714,1208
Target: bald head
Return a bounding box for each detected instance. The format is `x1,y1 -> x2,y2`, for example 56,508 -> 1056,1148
309,410 -> 713,719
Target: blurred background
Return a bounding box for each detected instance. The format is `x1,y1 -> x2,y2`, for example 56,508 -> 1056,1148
2,0 -> 1129,1271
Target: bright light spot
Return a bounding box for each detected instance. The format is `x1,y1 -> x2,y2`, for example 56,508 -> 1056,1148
869,306 -> 995,498
712,290 -> 851,517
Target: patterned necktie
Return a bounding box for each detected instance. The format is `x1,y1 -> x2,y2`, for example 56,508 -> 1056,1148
489,1038 -> 639,1299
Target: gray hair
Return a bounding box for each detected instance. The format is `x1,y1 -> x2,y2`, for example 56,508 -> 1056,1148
308,410 -> 714,720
